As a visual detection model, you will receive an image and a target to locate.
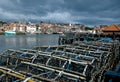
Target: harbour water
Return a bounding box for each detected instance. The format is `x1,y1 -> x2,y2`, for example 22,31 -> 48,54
0,34 -> 59,53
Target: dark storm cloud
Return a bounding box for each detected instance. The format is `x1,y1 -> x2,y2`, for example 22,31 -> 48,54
0,0 -> 120,25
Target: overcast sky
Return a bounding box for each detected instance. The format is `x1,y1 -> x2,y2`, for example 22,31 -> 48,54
0,0 -> 120,25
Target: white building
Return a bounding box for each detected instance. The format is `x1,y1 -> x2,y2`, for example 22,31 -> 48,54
26,24 -> 36,33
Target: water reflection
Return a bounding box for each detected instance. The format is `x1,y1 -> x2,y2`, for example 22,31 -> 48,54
0,34 -> 59,53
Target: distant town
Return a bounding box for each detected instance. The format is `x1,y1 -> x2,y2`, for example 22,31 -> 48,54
0,20 -> 120,35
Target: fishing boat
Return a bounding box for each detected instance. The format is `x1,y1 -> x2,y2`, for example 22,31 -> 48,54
5,30 -> 16,35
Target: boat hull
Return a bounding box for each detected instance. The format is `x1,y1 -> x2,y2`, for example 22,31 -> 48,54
5,31 -> 16,35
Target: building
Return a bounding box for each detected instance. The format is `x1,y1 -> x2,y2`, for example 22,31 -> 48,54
102,24 -> 120,34
92,26 -> 102,34
26,24 -> 36,33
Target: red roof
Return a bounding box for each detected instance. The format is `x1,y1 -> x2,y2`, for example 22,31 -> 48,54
102,24 -> 120,31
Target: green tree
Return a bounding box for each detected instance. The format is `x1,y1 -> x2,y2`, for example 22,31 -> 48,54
0,21 -> 3,26
85,27 -> 93,30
